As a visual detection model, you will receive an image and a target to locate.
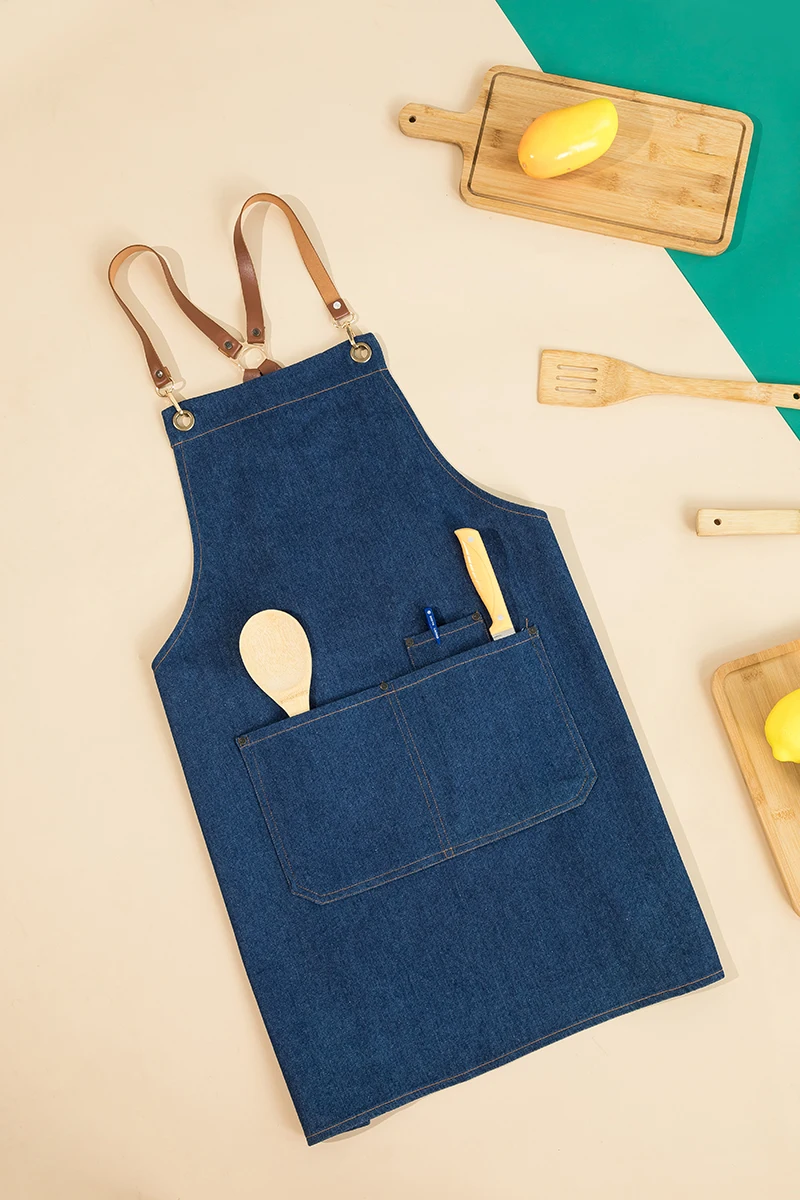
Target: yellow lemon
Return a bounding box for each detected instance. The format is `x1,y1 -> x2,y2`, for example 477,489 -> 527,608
518,98 -> 619,180
764,689 -> 800,762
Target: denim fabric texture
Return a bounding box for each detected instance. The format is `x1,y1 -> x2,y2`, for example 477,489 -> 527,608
153,333 -> 723,1144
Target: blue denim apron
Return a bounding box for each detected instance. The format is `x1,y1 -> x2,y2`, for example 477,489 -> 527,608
110,196 -> 723,1145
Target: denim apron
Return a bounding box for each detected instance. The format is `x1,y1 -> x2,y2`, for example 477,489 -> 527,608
110,195 -> 723,1145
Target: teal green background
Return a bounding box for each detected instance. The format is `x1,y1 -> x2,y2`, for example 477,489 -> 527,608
497,0 -> 800,439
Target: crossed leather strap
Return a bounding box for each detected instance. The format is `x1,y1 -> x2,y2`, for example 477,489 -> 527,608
108,193 -> 353,393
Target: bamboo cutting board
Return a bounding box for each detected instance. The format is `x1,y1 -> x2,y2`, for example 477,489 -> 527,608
399,66 -> 753,254
713,639 -> 800,914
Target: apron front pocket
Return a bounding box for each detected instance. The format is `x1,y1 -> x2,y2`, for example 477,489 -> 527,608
237,626 -> 596,904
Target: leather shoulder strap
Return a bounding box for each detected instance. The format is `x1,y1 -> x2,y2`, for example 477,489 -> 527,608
108,244 -> 244,391
109,196 -> 356,395
233,193 -> 353,350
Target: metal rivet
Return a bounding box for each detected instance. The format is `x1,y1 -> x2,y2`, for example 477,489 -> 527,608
350,342 -> 372,363
252,327 -> 261,337
224,340 -> 234,351
172,409 -> 195,431
237,735 -> 248,747
379,681 -> 389,691
472,612 -> 482,622
404,637 -> 415,647
155,369 -> 164,379
333,301 -> 342,310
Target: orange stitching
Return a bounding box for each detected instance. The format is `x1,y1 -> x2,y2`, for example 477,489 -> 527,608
530,633 -> 596,781
249,754 -> 299,883
379,371 -> 548,521
272,791 -> 591,901
392,635 -> 527,693
153,443 -> 204,672
173,369 -> 383,444
242,698 -> 447,898
239,628 -> 597,900
243,691 -> 384,746
387,693 -> 449,854
295,851 -> 445,898
409,618 -> 488,651
242,638 -> 525,745
391,690 -> 452,854
249,755 -> 449,902
307,969 -> 724,1139
446,781 -> 593,851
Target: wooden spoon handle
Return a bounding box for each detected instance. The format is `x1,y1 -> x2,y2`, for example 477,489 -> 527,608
646,373 -> 800,409
696,508 -> 800,536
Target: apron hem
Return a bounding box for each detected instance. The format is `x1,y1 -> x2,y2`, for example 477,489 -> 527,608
304,965 -> 725,1145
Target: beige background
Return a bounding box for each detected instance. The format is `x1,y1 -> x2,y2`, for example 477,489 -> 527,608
2,0 -> 799,1196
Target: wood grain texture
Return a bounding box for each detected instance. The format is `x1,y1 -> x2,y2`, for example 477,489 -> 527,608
400,65 -> 753,254
538,349 -> 800,409
713,639 -> 800,916
239,610 -> 312,717
697,509 -> 800,536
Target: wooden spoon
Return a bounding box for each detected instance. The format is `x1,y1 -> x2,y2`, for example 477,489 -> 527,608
538,350 -> 800,410
239,610 -> 312,716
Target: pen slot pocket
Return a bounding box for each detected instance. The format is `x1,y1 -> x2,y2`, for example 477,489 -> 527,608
404,612 -> 490,668
237,626 -> 596,904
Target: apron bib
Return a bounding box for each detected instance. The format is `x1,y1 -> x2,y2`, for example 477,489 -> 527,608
110,195 -> 723,1145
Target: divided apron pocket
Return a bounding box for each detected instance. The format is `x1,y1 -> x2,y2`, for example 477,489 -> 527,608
236,626 -> 597,904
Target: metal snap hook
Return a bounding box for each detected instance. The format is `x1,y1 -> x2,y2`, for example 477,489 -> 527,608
342,321 -> 372,363
158,381 -> 195,431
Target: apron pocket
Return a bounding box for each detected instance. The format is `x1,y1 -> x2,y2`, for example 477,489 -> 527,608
404,612 -> 490,668
236,625 -> 596,904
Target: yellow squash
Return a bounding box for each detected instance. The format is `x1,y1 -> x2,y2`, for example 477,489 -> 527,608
518,98 -> 619,180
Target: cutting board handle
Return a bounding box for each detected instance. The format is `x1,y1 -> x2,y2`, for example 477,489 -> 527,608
398,103 -> 481,152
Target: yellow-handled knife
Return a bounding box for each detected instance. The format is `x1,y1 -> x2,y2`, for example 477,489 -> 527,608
454,529 -> 515,640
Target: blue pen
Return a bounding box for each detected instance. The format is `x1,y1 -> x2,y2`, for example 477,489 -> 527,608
424,606 -> 441,644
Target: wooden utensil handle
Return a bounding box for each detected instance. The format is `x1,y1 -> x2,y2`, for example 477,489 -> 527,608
696,509 -> 800,536
398,103 -> 480,151
454,528 -> 515,639
647,373 -> 800,409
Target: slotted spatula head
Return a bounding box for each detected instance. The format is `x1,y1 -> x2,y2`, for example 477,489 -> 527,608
239,610 -> 312,717
538,350 -> 640,407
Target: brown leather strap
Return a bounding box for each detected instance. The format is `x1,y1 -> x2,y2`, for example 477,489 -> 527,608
233,194 -> 353,354
109,197 -> 352,392
108,244 -> 244,390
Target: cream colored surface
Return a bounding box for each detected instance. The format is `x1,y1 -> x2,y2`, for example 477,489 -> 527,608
1,1 -> 798,1196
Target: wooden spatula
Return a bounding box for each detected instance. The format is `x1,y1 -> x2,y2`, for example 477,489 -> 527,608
539,350 -> 800,410
697,509 -> 800,536
239,610 -> 312,717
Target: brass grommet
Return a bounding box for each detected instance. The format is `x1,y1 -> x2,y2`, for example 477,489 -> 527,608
172,409 -> 195,431
350,341 -> 372,364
